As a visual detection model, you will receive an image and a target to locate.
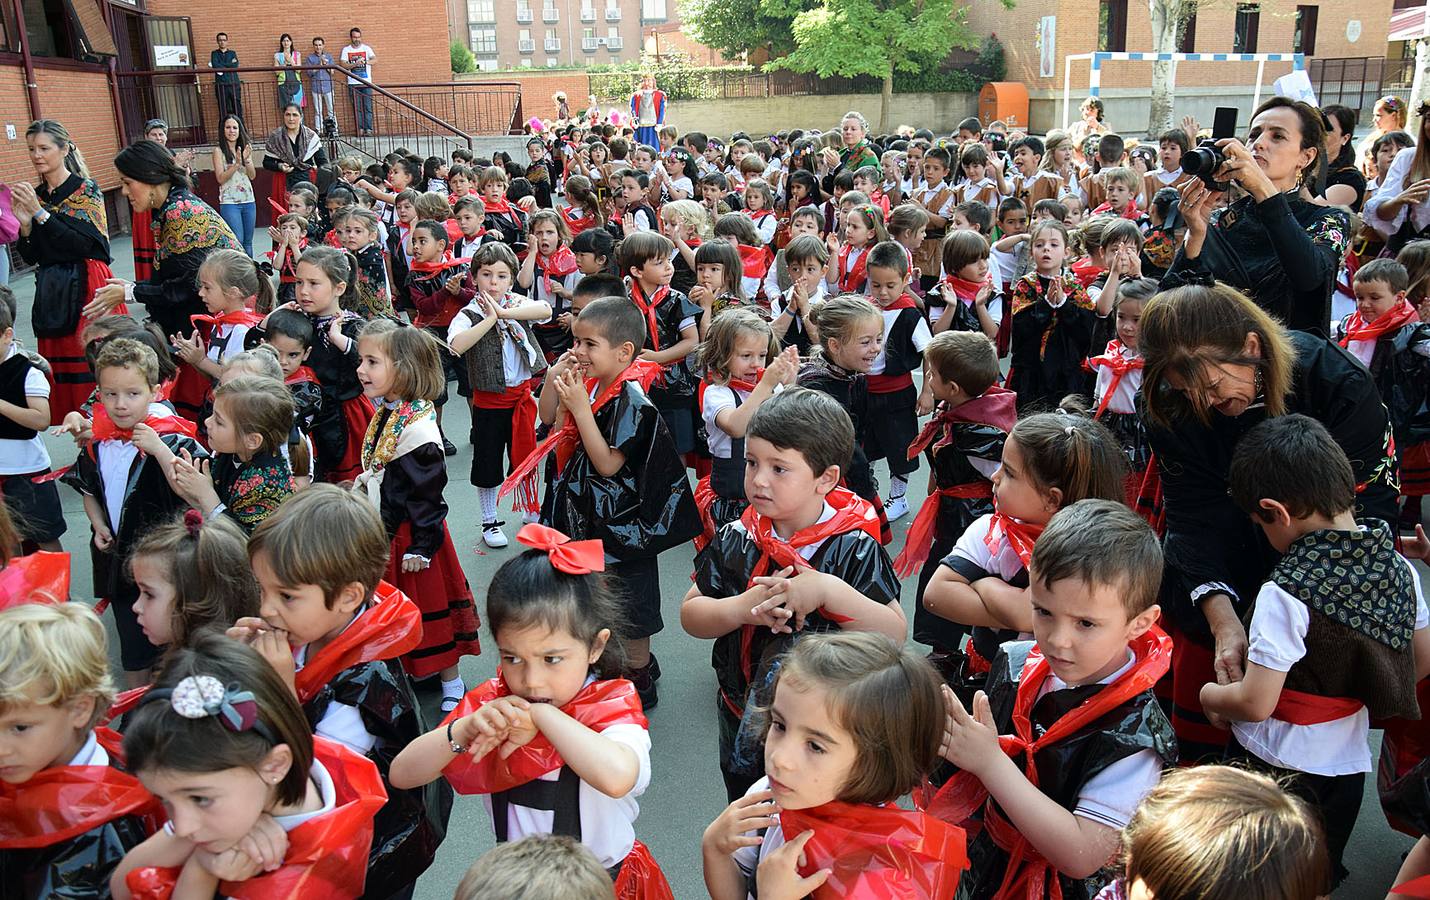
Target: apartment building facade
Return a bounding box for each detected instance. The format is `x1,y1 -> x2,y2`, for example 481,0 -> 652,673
460,0 -> 675,69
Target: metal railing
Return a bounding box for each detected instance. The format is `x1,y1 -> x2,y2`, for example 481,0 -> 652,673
607,37 -> 624,50
1309,57 -> 1386,121
605,7 -> 621,19
516,8 -> 534,22
583,37 -> 599,51
383,80 -> 524,136
519,39 -> 536,53
1386,55 -> 1417,92
581,7 -> 596,20
543,7 -> 559,21
545,38 -> 561,51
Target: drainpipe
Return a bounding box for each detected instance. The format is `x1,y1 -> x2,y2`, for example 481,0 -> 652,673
11,0 -> 40,118
98,1 -> 127,145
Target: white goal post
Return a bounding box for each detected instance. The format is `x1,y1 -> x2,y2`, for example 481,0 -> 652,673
1061,51 -> 1307,129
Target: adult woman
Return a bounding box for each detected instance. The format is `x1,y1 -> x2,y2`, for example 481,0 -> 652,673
1068,96 -> 1110,147
10,119 -> 121,421
820,111 -> 879,191
1317,104 -> 1366,212
212,114 -> 256,257
1364,105 -> 1430,254
263,103 -> 327,203
1139,281 -> 1399,762
274,33 -> 303,112
1163,97 -> 1348,335
1359,94 -> 1408,174
88,141 -> 241,418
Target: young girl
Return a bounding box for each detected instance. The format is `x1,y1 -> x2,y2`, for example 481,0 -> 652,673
701,632 -> 967,898
572,225 -> 616,276
695,311 -> 798,544
389,525 -> 673,899
930,230 -> 1000,339
561,174 -> 601,237
1095,766 -> 1329,900
261,310 -> 321,486
340,207 -> 394,319
797,295 -> 893,545
407,219 -> 476,446
520,210 -> 580,360
690,240 -> 747,330
282,245 -> 374,483
585,141 -> 613,210
1087,277 -> 1156,505
174,249 -> 268,390
424,155 -> 449,195
763,205 -> 825,302
664,147 -> 696,202
887,204 -> 929,285
270,213 -> 308,308
111,635 -> 387,900
742,179 -> 778,246
1007,220 -> 1097,413
661,198 -> 710,296
353,319 -> 480,706
922,411 -> 1125,694
715,213 -> 769,304
129,510 -> 259,654
826,204 -> 888,295
955,144 -> 1002,207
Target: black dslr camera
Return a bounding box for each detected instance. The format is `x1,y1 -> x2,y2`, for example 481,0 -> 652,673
1179,106 -> 1239,193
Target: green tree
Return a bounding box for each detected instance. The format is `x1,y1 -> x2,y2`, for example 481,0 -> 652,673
451,40 -> 476,75
679,0 -> 808,59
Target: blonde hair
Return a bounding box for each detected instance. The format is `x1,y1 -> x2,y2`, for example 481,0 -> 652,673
698,307 -> 778,381
1122,765 -> 1329,899
1040,129 -> 1073,172
415,191 -> 452,221
1100,166 -> 1140,193
660,199 -> 711,241
455,836 -> 613,900
357,319 -> 446,402
224,346 -> 284,381
0,602 -> 113,721
214,374 -> 295,455
247,484 -> 390,604
810,294 -> 882,354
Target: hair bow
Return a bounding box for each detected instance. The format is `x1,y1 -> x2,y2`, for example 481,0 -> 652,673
144,674 -> 275,741
516,523 -> 606,575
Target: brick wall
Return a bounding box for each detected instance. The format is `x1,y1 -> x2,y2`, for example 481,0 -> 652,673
460,69 -> 592,122
0,63 -> 121,191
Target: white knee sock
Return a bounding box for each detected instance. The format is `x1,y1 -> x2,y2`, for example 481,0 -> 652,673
889,475 -> 909,500
478,486 -> 499,525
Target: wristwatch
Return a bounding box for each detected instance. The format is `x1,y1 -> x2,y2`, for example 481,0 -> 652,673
33,209 -> 49,226
446,719 -> 466,753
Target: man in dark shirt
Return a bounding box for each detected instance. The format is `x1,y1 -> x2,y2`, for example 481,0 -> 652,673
210,32 -> 242,125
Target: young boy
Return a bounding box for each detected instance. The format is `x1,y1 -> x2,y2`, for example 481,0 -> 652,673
1207,414 -> 1430,885
616,168 -> 658,235
1006,136 -> 1061,208
911,147 -> 958,292
1079,133 -> 1127,210
935,499 -> 1177,899
1140,128 -> 1192,208
899,331 -> 1015,681
0,300 -> 64,554
525,297 -> 701,709
954,144 -> 1002,208
0,602 -> 157,899
61,338 -> 204,683
447,242 -> 551,547
770,234 -> 828,355
618,231 -> 701,458
479,166 -> 529,251
263,308 -> 322,486
682,387 -> 905,801
237,484 -> 453,900
951,200 -> 993,237
990,198 -> 1030,286
1089,167 -> 1145,223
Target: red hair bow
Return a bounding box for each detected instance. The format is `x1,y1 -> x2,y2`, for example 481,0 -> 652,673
516,523 -> 605,575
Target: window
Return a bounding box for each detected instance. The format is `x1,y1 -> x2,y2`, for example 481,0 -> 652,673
469,25 -> 497,53
23,0 -> 116,60
608,24 -> 619,37
468,0 -> 495,22
478,58 -> 499,71
1294,5 -> 1318,55
1234,3 -> 1260,53
1177,11 -> 1196,52
546,57 -> 558,67
1098,0 -> 1128,53
642,0 -> 667,20
519,28 -> 531,40
520,58 -> 532,67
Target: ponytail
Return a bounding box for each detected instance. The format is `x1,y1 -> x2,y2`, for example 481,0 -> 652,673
26,119 -> 89,180
1009,407 -> 1126,508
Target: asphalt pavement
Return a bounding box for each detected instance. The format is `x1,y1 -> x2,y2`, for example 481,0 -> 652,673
18,232 -> 1416,898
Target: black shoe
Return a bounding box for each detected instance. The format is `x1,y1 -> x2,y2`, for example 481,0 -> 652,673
648,653 -> 661,683
443,438 -> 457,456
628,660 -> 658,711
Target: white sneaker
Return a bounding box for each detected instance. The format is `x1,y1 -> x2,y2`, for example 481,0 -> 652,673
482,524 -> 509,548
884,496 -> 910,521
522,509 -> 541,524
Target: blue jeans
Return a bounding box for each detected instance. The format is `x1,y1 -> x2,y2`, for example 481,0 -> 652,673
349,85 -> 373,132
219,201 -> 256,257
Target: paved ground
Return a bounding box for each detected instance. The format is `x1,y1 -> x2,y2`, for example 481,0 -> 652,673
16,232 -> 1418,898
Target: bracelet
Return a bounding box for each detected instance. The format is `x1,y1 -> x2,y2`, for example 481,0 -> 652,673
446,719 -> 466,753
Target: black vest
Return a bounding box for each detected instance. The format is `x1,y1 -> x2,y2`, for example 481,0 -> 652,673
0,353 -> 37,440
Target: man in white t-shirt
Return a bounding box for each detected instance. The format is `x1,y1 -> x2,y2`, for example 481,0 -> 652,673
340,27 -> 377,135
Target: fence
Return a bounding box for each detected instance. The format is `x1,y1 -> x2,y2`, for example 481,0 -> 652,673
588,67 -> 890,103
1309,57 -> 1385,121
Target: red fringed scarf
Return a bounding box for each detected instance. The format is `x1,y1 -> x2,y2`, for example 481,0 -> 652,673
838,244 -> 869,293
482,383 -> 542,514
561,205 -> 597,236
628,280 -> 670,352
1084,340 -> 1144,418
1340,300 -> 1420,348
286,366 -> 321,387
941,275 -> 986,304
191,309 -> 263,331
1068,258 -> 1106,290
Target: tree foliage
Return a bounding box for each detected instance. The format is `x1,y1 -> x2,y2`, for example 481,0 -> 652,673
767,0 -> 977,82
451,40 -> 476,75
679,0 -> 809,59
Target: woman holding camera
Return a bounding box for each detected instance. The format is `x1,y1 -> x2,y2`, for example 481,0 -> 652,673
1161,97 -> 1349,335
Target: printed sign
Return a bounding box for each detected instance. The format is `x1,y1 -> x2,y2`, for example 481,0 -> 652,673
154,44 -> 190,67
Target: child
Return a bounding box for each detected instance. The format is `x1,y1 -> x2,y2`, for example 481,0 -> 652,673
769,234 -> 827,354
1139,187 -> 1182,280
930,230 -> 1001,339
1007,136 -> 1062,208
952,200 -> 994,236
340,206 -> 394,319
714,213 -> 768,303
617,169 -> 657,235
618,232 -> 701,457
236,486 -> 454,897
174,249 -> 267,388
517,297 -> 701,709
111,635 -> 388,900
742,179 -> 778,246
448,243 -> 552,545
1099,765 -> 1329,900
955,144 -> 1002,207
1140,128 -> 1192,208
424,155 -> 449,194
1063,196 -> 1086,228
447,165 -> 474,202
1007,221 -> 1098,413
921,412 -> 1127,692
853,166 -> 889,216
763,203 -> 823,301
61,338 -> 205,683
1090,167 -> 1145,223
387,189 -> 419,306
128,510 -> 258,652
519,210 -> 581,360
406,219 -> 475,451
684,387 -> 905,800
888,203 -> 930,283
990,198 -> 1031,287
690,240 -> 747,328
455,836 -> 615,900
863,241 -> 933,522
353,320 -> 481,710
1208,414 -> 1430,885
898,331 -> 1015,664
661,198 -> 710,296
827,203 -> 887,295
561,174 -> 602,237
453,195 -> 490,259
270,212 -> 308,307
695,311 -> 798,542
0,301 -> 65,554
911,148 -> 958,290
931,499 -> 1176,899
701,631 -> 967,896
284,246 -> 375,483
0,602 -> 158,900
572,224 -> 616,276
1086,277 -> 1156,503
481,166 -> 530,250
262,309 -> 321,476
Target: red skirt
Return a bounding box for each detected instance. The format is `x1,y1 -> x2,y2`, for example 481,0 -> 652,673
614,840 -> 674,900
40,260 -> 126,424
1158,619 -> 1229,763
326,395 -> 376,484
1403,442 -> 1430,497
387,521 -> 481,678
167,364 -> 211,424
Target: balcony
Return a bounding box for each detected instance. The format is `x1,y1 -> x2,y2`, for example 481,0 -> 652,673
607,35 -> 624,49
582,36 -> 599,50
605,7 -> 621,20
580,6 -> 595,20
518,38 -> 535,52
545,37 -> 561,50
542,7 -> 559,21
516,7 -> 533,21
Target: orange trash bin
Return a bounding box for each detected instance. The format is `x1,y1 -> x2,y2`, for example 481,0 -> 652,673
979,82 -> 1029,130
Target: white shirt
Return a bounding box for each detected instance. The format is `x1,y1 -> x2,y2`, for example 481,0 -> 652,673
868,305 -> 932,376
749,212 -> 778,245
702,382 -> 784,459
272,759 -> 337,830
94,401 -> 171,529
1365,145 -> 1430,238
0,342 -> 50,474
1233,561 -> 1428,776
205,322 -> 253,368
340,43 -> 375,84
1091,342 -> 1142,415
295,609 -> 378,756
770,283 -> 825,341
947,513 -> 1027,582
668,175 -> 694,199
67,731 -> 106,767
447,293 -> 548,388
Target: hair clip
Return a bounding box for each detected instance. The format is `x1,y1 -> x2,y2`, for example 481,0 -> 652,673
144,674 -> 275,742
516,523 -> 605,575
183,508 -> 204,536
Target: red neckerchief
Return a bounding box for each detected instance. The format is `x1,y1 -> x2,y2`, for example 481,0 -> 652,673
267,197 -> 288,218
838,244 -> 869,293
125,739 -> 387,900
440,676 -> 647,795
779,801 -> 968,898
918,627 -> 1172,900
941,274 -> 986,304
877,292 -> 919,311
408,253 -> 472,275
1085,340 -> 1144,418
1069,257 -> 1106,290
0,550 -> 70,610
985,509 -> 1044,569
482,196 -> 514,216
1091,199 -> 1140,220
738,243 -> 771,279
745,208 -> 775,223
190,309 -> 263,331
628,279 -> 671,352
325,229 -> 341,248
907,386 -> 1017,461
90,407 -> 198,445
1341,300 -> 1420,347
696,370 -> 762,410
286,366 -> 321,387
0,727 -> 160,849
499,360 -> 661,502
739,487 -> 880,584
537,245 -> 579,296
294,582 -> 423,704
561,205 -> 597,235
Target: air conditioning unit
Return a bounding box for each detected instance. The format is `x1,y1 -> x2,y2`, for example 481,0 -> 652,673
596,36 -> 607,45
